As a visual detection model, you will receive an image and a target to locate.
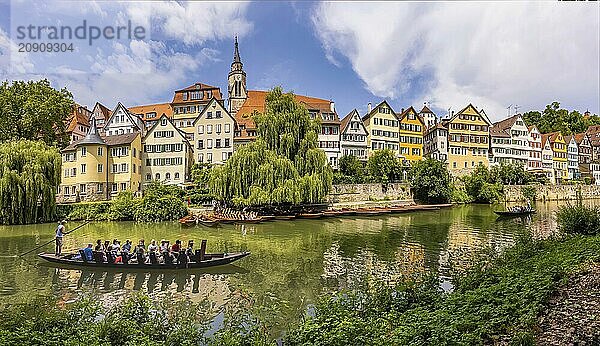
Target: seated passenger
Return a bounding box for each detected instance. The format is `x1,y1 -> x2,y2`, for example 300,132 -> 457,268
103,240 -> 111,252
122,239 -> 132,254
110,239 -> 120,253
94,239 -> 103,251
186,240 -> 195,260
148,239 -> 158,253
171,239 -> 182,253
83,243 -> 93,262
159,239 -> 169,253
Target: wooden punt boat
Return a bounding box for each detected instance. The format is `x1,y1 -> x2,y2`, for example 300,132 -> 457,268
38,251 -> 250,270
197,218 -> 220,227
323,210 -> 345,217
494,209 -> 536,217
259,215 -> 276,221
354,208 -> 386,216
274,215 -> 296,220
179,215 -> 197,226
339,208 -> 357,216
297,213 -> 324,219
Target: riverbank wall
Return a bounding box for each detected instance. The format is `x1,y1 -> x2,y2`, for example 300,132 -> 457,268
504,185 -> 600,202
327,183 -> 412,204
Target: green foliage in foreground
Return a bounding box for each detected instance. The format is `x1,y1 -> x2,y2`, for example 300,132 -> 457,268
0,140 -> 62,225
285,233 -> 600,345
556,202 -> 600,236
0,294 -> 271,346
61,182 -> 187,222
409,158 -> 452,204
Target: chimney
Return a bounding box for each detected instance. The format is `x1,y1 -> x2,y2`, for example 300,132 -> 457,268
330,101 -> 335,113
451,110 -> 455,117
367,102 -> 372,113
401,108 -> 405,113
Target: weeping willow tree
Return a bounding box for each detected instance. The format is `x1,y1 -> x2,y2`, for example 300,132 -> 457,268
0,140 -> 61,224
210,87 -> 333,207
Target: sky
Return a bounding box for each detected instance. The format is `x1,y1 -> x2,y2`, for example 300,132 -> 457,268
0,0 -> 598,122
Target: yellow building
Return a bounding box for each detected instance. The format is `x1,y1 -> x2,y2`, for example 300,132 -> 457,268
57,118 -> 143,203
170,82 -> 224,141
547,131 -> 568,183
446,104 -> 491,175
362,101 -> 399,156
398,106 -> 424,163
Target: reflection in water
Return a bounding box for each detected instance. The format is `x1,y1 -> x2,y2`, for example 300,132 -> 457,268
0,202 -> 579,331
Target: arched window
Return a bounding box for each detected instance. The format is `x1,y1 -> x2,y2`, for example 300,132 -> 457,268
175,172 -> 180,180
155,173 -> 160,180
146,173 -> 151,181
166,172 -> 171,180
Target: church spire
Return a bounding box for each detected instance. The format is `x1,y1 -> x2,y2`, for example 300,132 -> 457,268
233,35 -> 241,64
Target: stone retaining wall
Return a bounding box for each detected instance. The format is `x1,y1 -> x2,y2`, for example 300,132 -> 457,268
504,184 -> 600,202
328,183 -> 412,203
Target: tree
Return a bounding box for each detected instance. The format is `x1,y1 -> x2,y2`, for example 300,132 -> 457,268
209,87 -> 332,207
134,182 -> 187,222
409,158 -> 452,203
522,101 -> 600,135
462,164 -> 503,204
339,155 -> 363,178
366,149 -> 401,183
0,140 -> 61,224
0,79 -> 74,147
489,163 -> 533,185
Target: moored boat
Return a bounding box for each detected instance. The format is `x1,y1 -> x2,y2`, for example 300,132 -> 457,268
38,251 -> 250,270
297,213 -> 323,219
274,215 -> 296,220
494,209 -> 536,217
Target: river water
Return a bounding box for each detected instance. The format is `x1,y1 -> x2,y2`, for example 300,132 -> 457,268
0,202 -> 563,330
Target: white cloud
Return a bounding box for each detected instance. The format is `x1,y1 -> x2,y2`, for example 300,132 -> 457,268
313,2 -> 600,120
2,0 -> 252,109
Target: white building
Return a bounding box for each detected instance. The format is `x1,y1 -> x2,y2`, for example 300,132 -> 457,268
104,102 -> 144,136
142,115 -> 194,186
423,122 -> 448,162
591,161 -> 600,185
564,135 -> 580,180
541,135 -> 555,183
489,114 -> 530,167
340,109 -> 368,161
193,98 -> 235,164
419,104 -> 437,129
527,125 -> 543,173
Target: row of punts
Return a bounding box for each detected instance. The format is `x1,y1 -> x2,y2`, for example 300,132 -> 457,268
179,203 -> 453,227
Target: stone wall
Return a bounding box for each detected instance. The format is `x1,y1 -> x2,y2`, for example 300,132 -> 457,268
504,184 -> 600,202
328,183 -> 412,203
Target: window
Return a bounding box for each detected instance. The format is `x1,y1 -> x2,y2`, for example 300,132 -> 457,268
225,124 -> 230,133
80,164 -> 86,174
207,125 -> 213,134
216,139 -> 221,148
81,147 -> 87,157
207,112 -> 213,119
120,183 -> 127,191
120,163 -> 128,172
80,184 -> 86,194
198,153 -> 204,162
182,92 -> 188,101
207,153 -> 213,163
225,138 -> 230,147
133,164 -> 136,173
198,125 -> 204,134
97,164 -> 103,173
222,152 -> 228,161
166,172 -> 171,180
161,118 -> 167,126
175,172 -> 180,180
198,140 -> 204,149
146,173 -> 151,181
111,164 -> 117,173
97,183 -> 103,193
133,148 -> 137,158
112,183 -> 117,192
216,124 -> 221,133
155,173 -> 160,180
207,139 -> 213,149
216,111 -> 222,118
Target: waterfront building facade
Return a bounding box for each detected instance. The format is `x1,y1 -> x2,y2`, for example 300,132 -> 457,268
340,109 -> 368,161
103,102 -> 144,136
489,114 -> 530,167
574,133 -> 592,164
58,118 -> 143,202
193,98 -> 235,164
446,104 -> 491,175
541,135 -> 555,183
170,83 -> 224,142
398,106 -> 424,163
423,122 -> 448,163
419,104 -> 436,129
564,135 -> 580,180
591,161 -> 600,185
547,132 -> 568,183
129,102 -> 173,131
586,125 -> 600,161
66,104 -> 92,143
527,125 -> 543,173
362,101 -> 399,156
142,114 -> 193,186
90,102 -> 112,136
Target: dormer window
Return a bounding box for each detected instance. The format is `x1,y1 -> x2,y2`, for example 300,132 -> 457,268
161,118 -> 167,126
182,92 -> 188,101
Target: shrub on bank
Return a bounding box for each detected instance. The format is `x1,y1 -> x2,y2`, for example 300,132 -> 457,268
61,182 -> 187,222
556,203 -> 600,236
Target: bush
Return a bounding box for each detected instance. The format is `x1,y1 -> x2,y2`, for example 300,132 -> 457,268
521,185 -> 537,202
409,158 -> 452,204
556,203 -> 600,236
463,164 -> 504,203
107,191 -> 136,220
367,149 -> 402,183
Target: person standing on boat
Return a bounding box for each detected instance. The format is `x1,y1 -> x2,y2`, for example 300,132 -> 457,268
55,221 -> 66,256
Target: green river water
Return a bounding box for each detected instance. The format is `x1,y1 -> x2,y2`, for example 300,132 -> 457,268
0,202 -> 564,330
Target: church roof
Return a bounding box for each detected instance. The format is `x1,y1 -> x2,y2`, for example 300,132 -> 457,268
233,36 -> 241,64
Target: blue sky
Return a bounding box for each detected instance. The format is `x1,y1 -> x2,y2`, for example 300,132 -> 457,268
0,1 -> 598,121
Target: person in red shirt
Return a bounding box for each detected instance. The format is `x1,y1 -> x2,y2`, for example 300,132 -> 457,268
171,239 -> 182,253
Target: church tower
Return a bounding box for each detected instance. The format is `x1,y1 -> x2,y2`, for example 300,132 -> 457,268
228,36 -> 247,116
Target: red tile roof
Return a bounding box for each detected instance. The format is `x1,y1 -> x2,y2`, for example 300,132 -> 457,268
129,103 -> 173,121
172,83 -> 223,104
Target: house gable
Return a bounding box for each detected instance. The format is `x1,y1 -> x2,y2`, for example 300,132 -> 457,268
341,110 -> 368,136
104,102 -> 142,134
193,98 -> 235,125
